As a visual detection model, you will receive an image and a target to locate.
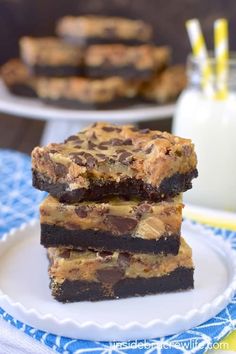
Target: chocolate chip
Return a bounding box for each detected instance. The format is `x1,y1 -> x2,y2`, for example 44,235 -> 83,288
123,139 -> 132,145
86,155 -> 97,169
96,267 -> 124,284
102,126 -> 121,132
130,127 -> 138,132
71,152 -> 97,169
59,249 -> 71,259
136,202 -> 152,216
88,141 -> 97,150
117,253 -> 131,268
118,151 -> 133,165
99,251 -> 113,258
165,148 -> 171,156
96,153 -> 108,162
75,206 -> 88,218
70,153 -> 84,165
65,135 -> 82,143
54,163 -> 67,177
104,215 -> 138,234
102,138 -> 132,146
152,134 -> 165,140
108,139 -> 124,146
98,143 -> 108,150
145,145 -> 153,154
91,132 -> 97,139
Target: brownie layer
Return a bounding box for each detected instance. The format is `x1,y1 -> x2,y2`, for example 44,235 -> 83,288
62,35 -> 151,46
33,168 -> 198,203
40,97 -> 135,110
50,267 -> 194,302
41,224 -> 180,255
7,84 -> 37,98
85,65 -> 153,79
32,64 -> 84,77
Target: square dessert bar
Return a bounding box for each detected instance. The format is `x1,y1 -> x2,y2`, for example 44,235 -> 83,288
1,59 -> 37,97
56,16 -> 153,46
48,237 -> 194,302
40,195 -> 183,255
19,37 -> 83,77
140,65 -> 187,103
32,123 -> 198,203
84,45 -> 167,80
36,77 -> 139,109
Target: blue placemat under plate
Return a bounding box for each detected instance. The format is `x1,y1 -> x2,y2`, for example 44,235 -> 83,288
0,149 -> 236,354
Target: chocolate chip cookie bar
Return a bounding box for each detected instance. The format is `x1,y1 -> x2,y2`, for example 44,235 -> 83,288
32,122 -> 198,203
36,77 -> 138,109
1,59 -> 37,97
48,237 -> 194,302
84,44 -> 157,79
19,37 -> 83,77
140,65 -> 187,103
56,16 -> 152,46
40,195 -> 183,255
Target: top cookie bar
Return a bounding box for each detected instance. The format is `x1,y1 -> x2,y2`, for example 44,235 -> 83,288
32,122 -> 198,203
56,16 -> 152,45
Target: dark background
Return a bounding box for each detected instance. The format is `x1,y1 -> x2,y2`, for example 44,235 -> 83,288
0,0 -> 235,153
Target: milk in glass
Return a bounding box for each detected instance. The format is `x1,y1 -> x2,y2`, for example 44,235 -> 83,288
173,56 -> 236,210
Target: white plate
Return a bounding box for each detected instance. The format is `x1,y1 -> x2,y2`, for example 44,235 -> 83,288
0,220 -> 235,341
0,80 -> 175,122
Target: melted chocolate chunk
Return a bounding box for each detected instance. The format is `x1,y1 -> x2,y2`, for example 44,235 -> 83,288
118,151 -> 133,165
145,145 -> 154,154
102,126 -> 121,132
88,141 -> 97,150
71,152 -> 97,169
98,251 -> 113,259
96,267 -> 124,284
96,153 -> 108,162
65,135 -> 82,143
102,138 -> 133,146
69,153 -> 84,165
54,163 -> 67,177
59,249 -> 71,259
136,202 -> 152,216
75,206 -> 88,218
117,253 -> 131,268
97,143 -> 108,150
104,215 -> 138,234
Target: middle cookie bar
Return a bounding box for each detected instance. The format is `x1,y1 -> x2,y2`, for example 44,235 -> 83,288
40,195 -> 183,255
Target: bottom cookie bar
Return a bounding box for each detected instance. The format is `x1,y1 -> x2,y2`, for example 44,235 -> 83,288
36,77 -> 140,110
48,237 -> 194,302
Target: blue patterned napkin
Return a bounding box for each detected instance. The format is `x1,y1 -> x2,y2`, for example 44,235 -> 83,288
0,149 -> 236,354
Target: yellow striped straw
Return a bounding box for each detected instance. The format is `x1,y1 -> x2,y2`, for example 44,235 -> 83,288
186,19 -> 214,96
214,19 -> 229,99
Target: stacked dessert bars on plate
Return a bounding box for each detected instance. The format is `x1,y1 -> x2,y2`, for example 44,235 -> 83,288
1,16 -> 186,108
32,122 -> 198,302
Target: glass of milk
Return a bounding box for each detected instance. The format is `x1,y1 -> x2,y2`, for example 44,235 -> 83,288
173,54 -> 236,211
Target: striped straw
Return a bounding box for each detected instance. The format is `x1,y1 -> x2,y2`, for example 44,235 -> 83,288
214,19 -> 229,99
186,19 -> 214,96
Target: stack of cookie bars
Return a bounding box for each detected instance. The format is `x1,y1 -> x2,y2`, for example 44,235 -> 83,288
32,122 -> 198,302
1,15 -> 186,108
